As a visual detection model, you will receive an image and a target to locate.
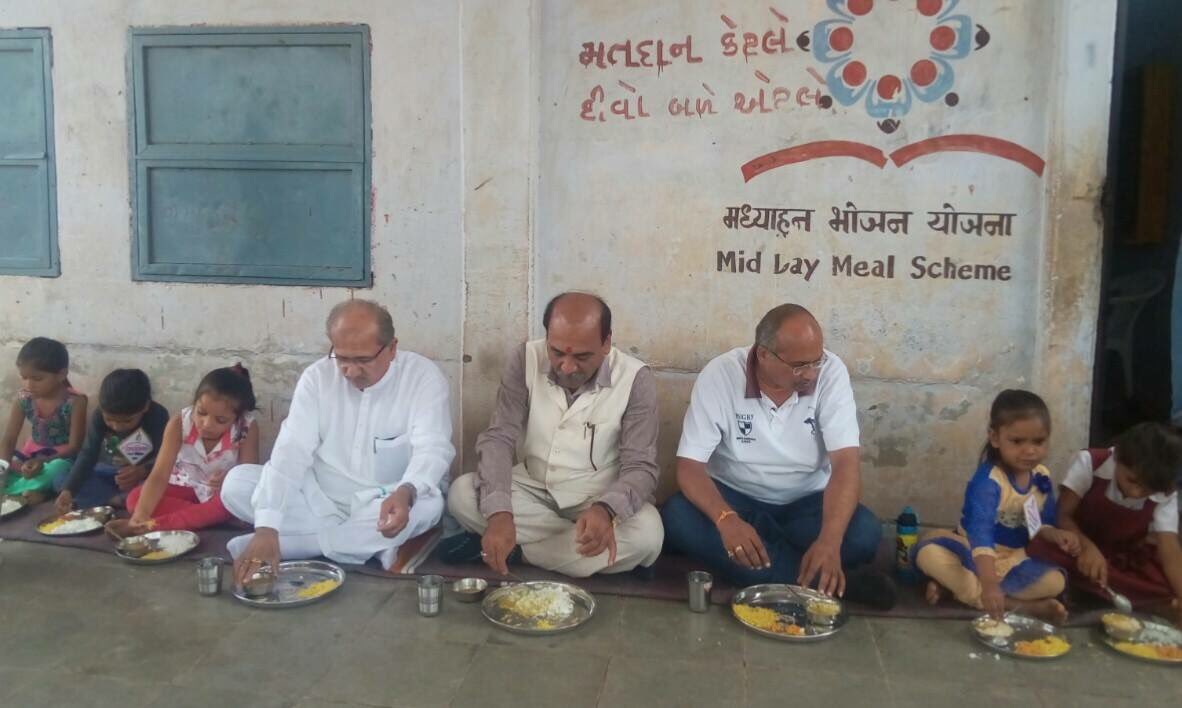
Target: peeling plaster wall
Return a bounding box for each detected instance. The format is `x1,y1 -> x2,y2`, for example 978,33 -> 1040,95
0,0 -> 1114,524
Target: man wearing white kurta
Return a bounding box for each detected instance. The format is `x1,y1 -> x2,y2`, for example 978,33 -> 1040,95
446,293 -> 664,578
223,300 -> 455,582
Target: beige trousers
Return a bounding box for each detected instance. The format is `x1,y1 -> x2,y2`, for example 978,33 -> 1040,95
915,533 -> 1065,608
448,473 -> 663,578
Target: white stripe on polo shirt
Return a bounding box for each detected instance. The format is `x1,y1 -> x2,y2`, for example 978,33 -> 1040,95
677,346 -> 860,506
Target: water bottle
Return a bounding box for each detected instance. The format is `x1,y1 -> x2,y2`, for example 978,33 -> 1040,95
895,505 -> 920,584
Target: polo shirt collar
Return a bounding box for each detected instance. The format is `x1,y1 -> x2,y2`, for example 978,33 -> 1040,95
744,345 -> 761,399
745,345 -> 802,408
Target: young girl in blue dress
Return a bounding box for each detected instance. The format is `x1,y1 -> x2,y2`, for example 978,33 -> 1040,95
914,390 -> 1078,623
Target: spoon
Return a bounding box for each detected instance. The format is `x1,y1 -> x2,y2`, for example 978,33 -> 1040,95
1103,585 -> 1134,615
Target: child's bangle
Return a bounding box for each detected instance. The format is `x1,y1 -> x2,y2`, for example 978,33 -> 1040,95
715,509 -> 737,526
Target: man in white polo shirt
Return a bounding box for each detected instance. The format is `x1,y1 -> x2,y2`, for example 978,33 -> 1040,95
662,304 -> 895,607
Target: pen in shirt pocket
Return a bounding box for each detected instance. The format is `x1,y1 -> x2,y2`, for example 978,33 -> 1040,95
585,423 -> 597,471
372,435 -> 398,453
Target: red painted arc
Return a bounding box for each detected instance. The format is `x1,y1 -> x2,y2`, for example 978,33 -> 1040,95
741,140 -> 888,182
889,134 -> 1046,176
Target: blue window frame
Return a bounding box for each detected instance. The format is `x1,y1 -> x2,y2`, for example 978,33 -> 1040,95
129,26 -> 371,286
0,29 -> 58,277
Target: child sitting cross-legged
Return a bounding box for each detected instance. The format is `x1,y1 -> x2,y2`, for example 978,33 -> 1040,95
53,369 -> 169,513
913,390 -> 1078,624
1,337 -> 87,505
1029,422 -> 1182,625
108,365 -> 259,535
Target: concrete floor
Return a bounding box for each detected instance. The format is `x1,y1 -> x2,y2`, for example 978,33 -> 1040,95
0,540 -> 1178,708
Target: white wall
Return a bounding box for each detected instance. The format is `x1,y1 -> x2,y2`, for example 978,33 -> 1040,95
0,0 -> 1116,523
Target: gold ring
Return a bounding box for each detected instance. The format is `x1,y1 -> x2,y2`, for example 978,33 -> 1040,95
735,545 -> 744,554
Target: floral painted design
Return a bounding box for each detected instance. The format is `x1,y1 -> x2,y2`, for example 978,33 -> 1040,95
808,0 -> 988,132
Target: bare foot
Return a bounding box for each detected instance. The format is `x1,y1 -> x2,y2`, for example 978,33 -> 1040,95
1012,598 -> 1068,625
925,580 -> 946,606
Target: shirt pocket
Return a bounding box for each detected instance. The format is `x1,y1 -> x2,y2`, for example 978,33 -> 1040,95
373,435 -> 412,484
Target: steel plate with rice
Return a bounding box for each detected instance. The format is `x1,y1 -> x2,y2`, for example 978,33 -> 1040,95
731,584 -> 848,642
971,614 -> 1072,659
481,581 -> 595,634
114,530 -> 200,565
231,560 -> 345,608
36,506 -> 114,536
1100,615 -> 1182,665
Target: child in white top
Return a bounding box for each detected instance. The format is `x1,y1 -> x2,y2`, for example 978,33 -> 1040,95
112,365 -> 258,533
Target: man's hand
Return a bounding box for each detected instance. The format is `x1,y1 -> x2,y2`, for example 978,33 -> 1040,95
575,503 -> 617,565
20,458 -> 44,478
233,528 -> 281,587
798,537 -> 845,597
717,513 -> 770,570
482,512 -> 517,575
114,464 -> 147,491
377,486 -> 413,539
981,579 -> 1006,620
54,490 -> 73,515
1077,543 -> 1108,587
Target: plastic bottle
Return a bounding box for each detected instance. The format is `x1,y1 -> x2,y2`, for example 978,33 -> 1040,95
895,505 -> 920,584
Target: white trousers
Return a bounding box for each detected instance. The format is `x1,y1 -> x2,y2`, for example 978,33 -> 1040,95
447,473 -> 663,578
221,464 -> 443,569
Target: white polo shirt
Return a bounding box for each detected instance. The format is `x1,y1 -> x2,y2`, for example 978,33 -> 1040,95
1061,449 -> 1178,534
677,346 -> 860,505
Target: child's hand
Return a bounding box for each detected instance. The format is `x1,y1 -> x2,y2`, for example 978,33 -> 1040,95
114,464 -> 147,491
127,515 -> 153,534
54,490 -> 73,515
1077,543 -> 1108,586
20,458 -> 43,478
981,581 -> 1006,619
208,469 -> 227,492
1052,528 -> 1082,556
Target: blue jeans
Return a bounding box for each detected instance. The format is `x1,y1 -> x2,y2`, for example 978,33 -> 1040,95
53,463 -> 120,509
661,483 -> 882,587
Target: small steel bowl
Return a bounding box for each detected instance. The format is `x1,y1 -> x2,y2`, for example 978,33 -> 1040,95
450,577 -> 488,603
82,506 -> 115,524
118,537 -> 154,558
1101,613 -> 1143,641
805,597 -> 842,627
242,569 -> 277,598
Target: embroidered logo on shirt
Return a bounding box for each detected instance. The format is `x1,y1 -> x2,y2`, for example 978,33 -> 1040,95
736,413 -> 755,443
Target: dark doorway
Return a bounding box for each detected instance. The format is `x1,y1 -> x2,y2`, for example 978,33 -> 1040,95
1092,0 -> 1182,442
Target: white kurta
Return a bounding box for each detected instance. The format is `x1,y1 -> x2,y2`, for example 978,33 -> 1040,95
222,351 -> 455,567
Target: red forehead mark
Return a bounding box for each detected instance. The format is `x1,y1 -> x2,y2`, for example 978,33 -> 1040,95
564,346 -> 573,354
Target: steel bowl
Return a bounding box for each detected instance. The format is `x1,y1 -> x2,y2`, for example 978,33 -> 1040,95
1101,613 -> 1143,641
117,537 -> 155,558
242,569 -> 277,598
450,577 -> 488,603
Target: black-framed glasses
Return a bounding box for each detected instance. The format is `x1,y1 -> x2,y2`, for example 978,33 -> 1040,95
329,343 -> 388,366
762,346 -> 827,376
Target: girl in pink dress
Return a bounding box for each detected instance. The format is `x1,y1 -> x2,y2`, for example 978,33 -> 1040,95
114,365 -> 258,533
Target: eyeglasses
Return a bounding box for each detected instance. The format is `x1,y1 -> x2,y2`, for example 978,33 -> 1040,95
329,343 -> 388,366
762,347 -> 827,376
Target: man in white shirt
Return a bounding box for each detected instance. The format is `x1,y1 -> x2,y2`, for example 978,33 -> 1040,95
223,300 -> 455,583
662,304 -> 894,608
